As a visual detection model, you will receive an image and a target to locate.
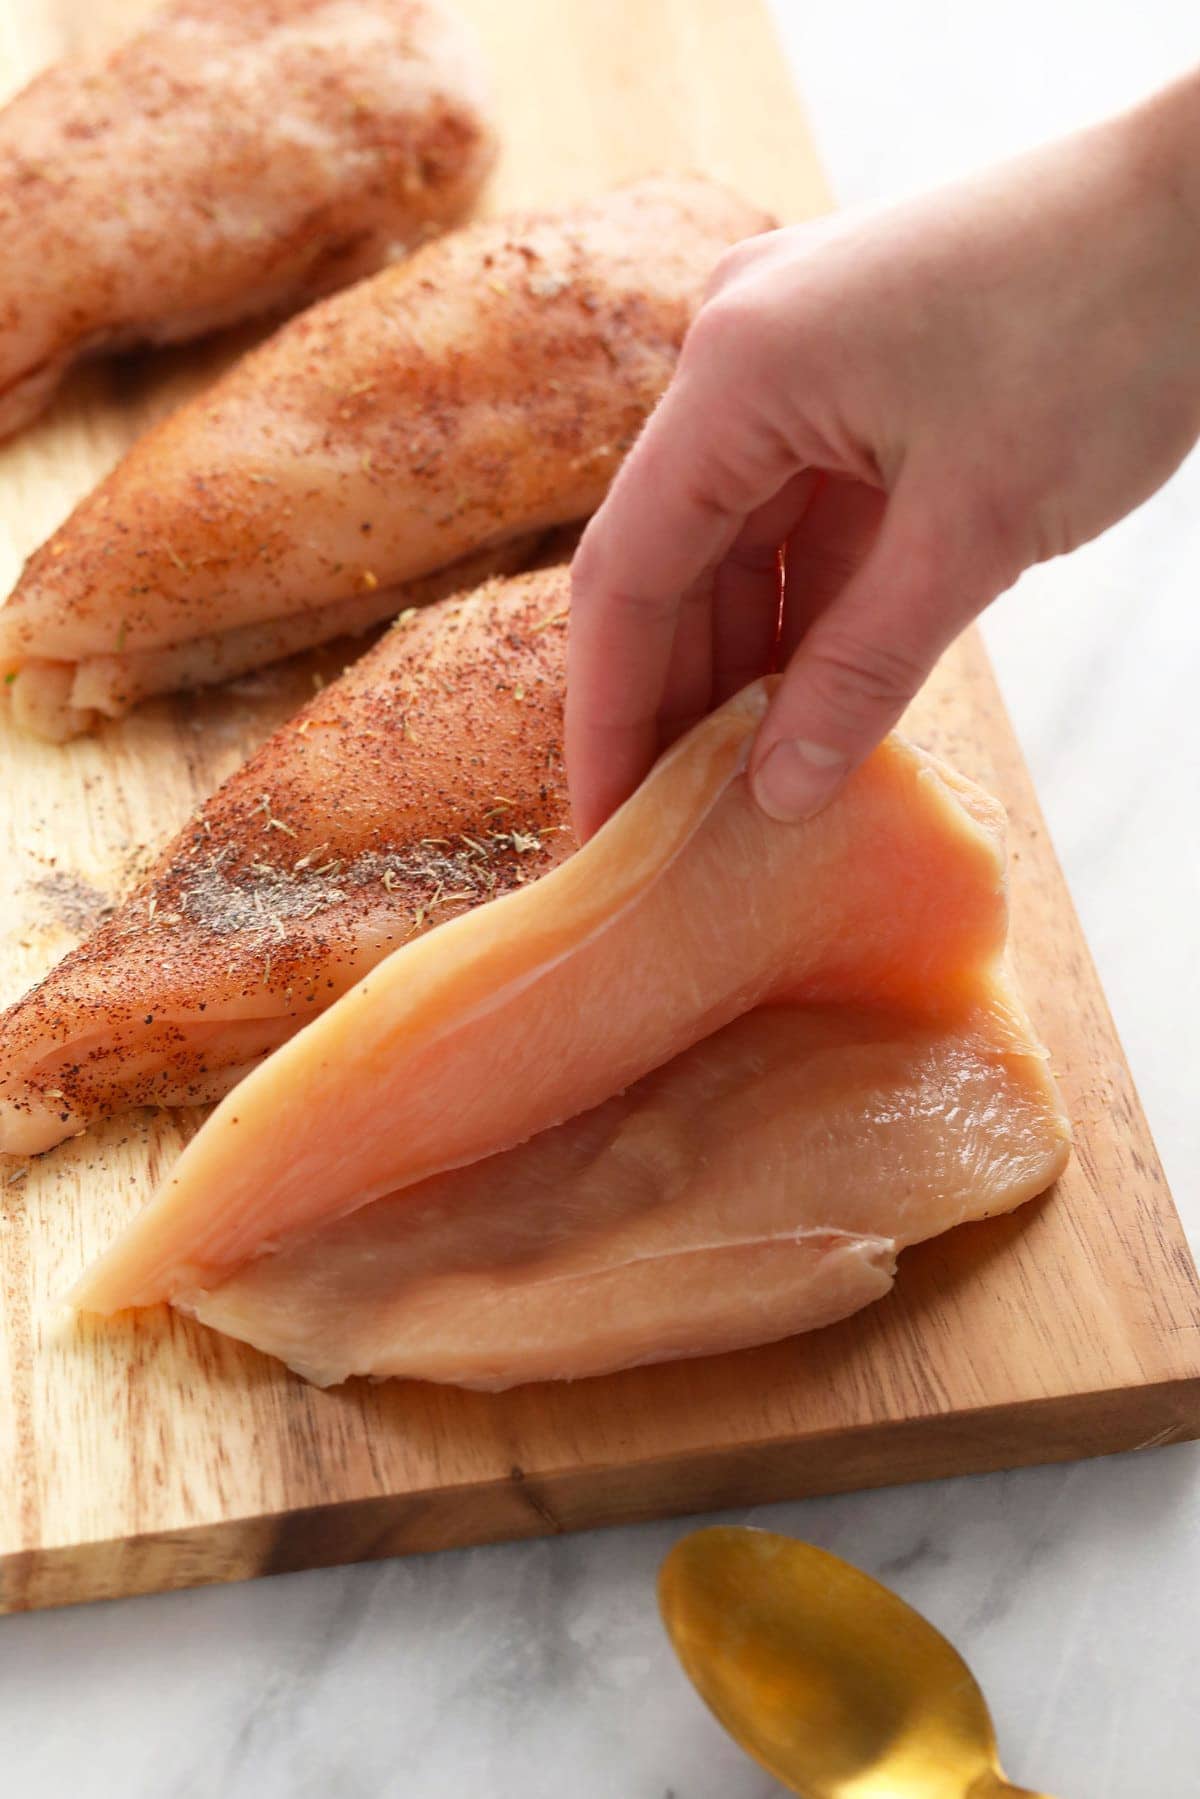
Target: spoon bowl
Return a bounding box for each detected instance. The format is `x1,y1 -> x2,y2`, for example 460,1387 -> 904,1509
659,1526 -> 1052,1798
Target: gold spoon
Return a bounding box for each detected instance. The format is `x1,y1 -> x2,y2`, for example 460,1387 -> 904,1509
659,1525 -> 1053,1799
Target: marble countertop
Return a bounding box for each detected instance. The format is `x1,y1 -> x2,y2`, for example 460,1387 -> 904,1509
3,4 -> 1199,1795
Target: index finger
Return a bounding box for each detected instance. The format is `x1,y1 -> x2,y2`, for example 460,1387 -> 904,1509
566,351 -> 789,838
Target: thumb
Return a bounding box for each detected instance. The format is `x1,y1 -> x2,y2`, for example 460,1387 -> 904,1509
750,487 -> 1004,821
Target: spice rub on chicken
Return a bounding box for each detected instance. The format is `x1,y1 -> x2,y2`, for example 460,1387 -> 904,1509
0,564 -> 575,1156
0,0 -> 497,441
0,175 -> 772,738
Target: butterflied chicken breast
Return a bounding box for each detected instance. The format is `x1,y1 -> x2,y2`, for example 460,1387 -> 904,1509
72,680 -> 1070,1326
0,175 -> 771,737
0,562 -> 572,1156
0,0 -> 496,440
188,1003 -> 1069,1389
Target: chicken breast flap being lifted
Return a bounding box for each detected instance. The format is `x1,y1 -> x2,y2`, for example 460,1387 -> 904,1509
72,677 -> 1070,1324
0,561 -> 573,1157
0,175 -> 772,737
0,0 -> 497,441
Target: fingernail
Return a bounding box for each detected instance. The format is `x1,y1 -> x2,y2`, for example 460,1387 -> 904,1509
753,739 -> 846,822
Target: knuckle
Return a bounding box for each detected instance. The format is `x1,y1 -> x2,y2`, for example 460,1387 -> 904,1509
608,586 -> 679,626
570,548 -> 676,625
702,229 -> 778,300
803,631 -> 927,725
683,289 -> 761,363
703,244 -> 748,302
679,465 -> 743,524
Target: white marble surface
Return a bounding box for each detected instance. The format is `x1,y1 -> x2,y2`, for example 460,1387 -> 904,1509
4,4 -> 1200,1795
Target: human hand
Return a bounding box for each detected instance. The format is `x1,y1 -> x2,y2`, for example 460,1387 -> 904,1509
566,73 -> 1200,837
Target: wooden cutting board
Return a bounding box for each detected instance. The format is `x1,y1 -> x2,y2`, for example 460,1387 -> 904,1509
3,0 -> 1199,1617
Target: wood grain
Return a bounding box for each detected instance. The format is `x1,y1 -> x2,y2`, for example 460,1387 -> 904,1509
3,0 -> 1199,1616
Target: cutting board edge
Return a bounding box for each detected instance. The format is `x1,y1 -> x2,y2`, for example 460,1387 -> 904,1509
6,1372 -> 1199,1616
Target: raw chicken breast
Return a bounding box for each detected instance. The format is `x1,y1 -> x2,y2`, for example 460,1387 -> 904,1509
0,0 -> 496,440
0,561 -> 572,1155
189,1004 -> 1069,1388
0,176 -> 771,736
73,679 -> 1070,1322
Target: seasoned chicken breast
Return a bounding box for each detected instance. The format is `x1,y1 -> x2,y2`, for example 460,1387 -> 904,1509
0,563 -> 573,1155
0,176 -> 772,737
0,0 -> 496,439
